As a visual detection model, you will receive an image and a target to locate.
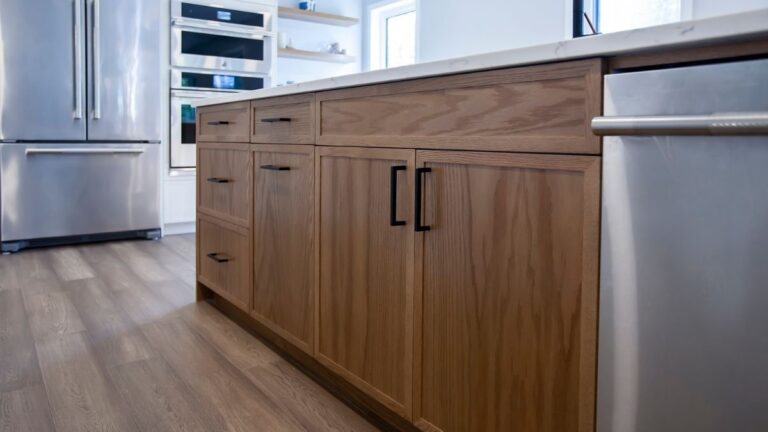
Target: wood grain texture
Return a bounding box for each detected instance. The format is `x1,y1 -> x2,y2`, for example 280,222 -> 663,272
245,360 -> 379,432
49,247 -> 95,281
316,59 -> 603,154
66,278 -> 156,368
23,291 -> 86,342
0,290 -> 42,393
141,317 -> 305,431
0,255 -> 21,292
109,357 -> 228,432
252,144 -> 316,354
197,101 -> 251,143
251,94 -> 316,144
0,385 -> 55,432
182,302 -> 282,371
197,142 -> 253,227
316,146 -> 416,418
198,215 -> 252,312
412,150 -> 600,432
36,332 -> 139,432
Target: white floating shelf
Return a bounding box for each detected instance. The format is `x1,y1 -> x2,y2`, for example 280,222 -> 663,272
277,7 -> 359,27
278,48 -> 356,64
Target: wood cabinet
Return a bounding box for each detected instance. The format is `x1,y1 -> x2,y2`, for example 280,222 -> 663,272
196,59 -> 605,432
412,151 -> 600,432
251,144 -> 316,354
316,59 -> 603,154
197,143 -> 252,227
197,214 -> 252,311
251,94 -> 316,144
197,101 -> 251,143
316,147 -> 416,418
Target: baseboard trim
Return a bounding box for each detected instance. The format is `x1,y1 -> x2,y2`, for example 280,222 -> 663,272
163,221 -> 196,236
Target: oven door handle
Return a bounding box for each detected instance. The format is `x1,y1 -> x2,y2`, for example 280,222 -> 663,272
171,22 -> 270,40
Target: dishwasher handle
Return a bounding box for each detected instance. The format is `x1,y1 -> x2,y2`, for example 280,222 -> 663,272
592,112 -> 768,136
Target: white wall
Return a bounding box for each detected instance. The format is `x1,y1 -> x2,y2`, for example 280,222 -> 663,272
416,0 -> 567,63
276,0 -> 362,84
691,0 -> 768,18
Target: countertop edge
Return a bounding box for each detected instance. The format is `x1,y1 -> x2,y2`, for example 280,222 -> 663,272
194,8 -> 768,107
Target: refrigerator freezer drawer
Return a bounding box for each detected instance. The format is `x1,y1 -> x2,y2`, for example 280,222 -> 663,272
0,143 -> 161,242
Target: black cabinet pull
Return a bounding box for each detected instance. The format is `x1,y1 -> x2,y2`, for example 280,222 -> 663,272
207,121 -> 231,125
390,165 -> 407,226
260,117 -> 292,123
415,167 -> 431,232
206,177 -> 230,183
260,165 -> 291,171
206,252 -> 230,263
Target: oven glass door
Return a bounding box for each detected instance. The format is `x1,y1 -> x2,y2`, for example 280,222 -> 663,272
171,91 -> 221,169
172,27 -> 272,73
173,70 -> 266,91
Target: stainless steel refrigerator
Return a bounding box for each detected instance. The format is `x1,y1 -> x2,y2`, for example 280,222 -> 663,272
594,59 -> 768,431
0,0 -> 162,252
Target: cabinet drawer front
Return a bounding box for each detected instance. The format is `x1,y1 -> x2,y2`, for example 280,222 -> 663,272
197,101 -> 250,143
318,59 -> 603,154
198,215 -> 251,311
251,94 -> 315,144
198,144 -> 252,226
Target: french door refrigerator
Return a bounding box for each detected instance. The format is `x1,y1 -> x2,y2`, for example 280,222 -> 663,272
0,0 -> 162,252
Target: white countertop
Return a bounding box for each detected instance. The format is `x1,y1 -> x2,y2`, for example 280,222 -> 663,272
195,9 -> 768,107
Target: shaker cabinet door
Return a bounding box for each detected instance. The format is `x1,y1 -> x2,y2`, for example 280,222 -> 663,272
251,144 -> 316,354
316,146 -> 416,419
414,150 -> 600,432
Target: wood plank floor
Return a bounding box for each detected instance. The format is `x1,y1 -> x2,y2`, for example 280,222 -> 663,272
0,235 -> 378,432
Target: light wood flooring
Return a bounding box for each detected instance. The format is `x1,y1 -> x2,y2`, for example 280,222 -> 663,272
0,235 -> 378,432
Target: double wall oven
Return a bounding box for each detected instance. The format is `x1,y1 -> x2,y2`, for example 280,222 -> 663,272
170,0 -> 275,169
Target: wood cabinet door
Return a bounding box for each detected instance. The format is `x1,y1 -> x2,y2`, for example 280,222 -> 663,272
414,150 -> 600,432
316,147 -> 416,419
252,144 -> 315,354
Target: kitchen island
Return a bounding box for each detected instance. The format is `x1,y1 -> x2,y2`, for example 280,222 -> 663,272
193,10 -> 768,432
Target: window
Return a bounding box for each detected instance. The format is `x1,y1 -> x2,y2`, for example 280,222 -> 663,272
574,0 -> 685,37
368,0 -> 416,70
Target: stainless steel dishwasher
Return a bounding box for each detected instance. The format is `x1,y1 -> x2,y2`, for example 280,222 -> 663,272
593,58 -> 768,432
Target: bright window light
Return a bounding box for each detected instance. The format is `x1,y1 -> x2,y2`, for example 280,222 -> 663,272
369,0 -> 416,70
599,0 -> 682,33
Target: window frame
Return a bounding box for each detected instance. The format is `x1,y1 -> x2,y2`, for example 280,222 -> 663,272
367,0 -> 417,71
573,0 -> 693,37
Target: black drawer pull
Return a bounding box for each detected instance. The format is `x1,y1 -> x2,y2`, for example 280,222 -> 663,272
390,165 -> 407,226
207,121 -> 231,125
260,117 -> 292,123
415,167 -> 431,232
206,252 -> 230,263
260,165 -> 291,171
206,177 -> 230,183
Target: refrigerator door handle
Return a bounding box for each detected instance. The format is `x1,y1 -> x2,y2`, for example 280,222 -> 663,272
73,0 -> 84,120
25,148 -> 145,155
92,0 -> 101,120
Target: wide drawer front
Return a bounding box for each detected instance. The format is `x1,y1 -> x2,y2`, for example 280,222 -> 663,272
251,94 -> 315,144
198,215 -> 251,311
198,144 -> 252,226
197,101 -> 250,143
317,59 -> 603,154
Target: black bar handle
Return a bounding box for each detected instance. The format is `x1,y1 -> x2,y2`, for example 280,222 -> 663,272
206,252 -> 230,263
415,167 -> 431,232
260,164 -> 291,171
207,121 -> 231,125
260,117 -> 292,123
206,177 -> 230,183
390,165 -> 407,226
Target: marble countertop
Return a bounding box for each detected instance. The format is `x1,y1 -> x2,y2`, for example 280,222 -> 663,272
195,9 -> 768,107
